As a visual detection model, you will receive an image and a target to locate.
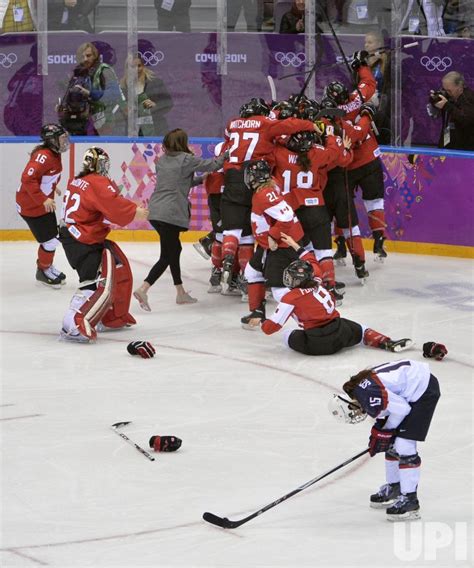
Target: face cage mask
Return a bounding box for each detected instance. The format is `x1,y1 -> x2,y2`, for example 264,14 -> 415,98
328,394 -> 367,424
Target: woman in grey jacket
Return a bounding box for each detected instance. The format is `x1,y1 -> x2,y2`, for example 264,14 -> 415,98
134,129 -> 227,310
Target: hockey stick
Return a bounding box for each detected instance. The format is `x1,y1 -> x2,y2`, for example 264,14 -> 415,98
267,75 -> 276,103
110,421 -> 155,462
203,448 -> 369,529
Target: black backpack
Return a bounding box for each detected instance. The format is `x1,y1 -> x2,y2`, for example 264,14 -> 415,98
58,65 -> 92,121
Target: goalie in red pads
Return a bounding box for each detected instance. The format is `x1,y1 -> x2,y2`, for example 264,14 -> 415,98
59,147 -> 149,342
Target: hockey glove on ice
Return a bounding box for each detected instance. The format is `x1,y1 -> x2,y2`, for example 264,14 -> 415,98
127,341 -> 156,359
149,435 -> 182,452
423,341 -> 447,361
368,421 -> 396,456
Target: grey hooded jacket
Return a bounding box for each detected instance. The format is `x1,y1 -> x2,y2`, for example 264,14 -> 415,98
148,151 -> 225,229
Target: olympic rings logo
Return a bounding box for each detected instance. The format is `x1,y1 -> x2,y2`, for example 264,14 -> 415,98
274,51 -> 306,67
420,56 -> 452,72
0,53 -> 18,68
139,51 -> 164,66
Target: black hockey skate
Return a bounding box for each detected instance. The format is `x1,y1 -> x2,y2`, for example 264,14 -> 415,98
237,274 -> 249,303
352,255 -> 369,284
208,267 -> 222,293
193,232 -> 214,260
326,286 -> 344,306
333,236 -> 347,266
370,482 -> 400,509
334,281 -> 346,293
381,338 -> 414,353
49,265 -> 67,283
241,302 -> 266,331
386,492 -> 420,521
373,232 -> 388,263
220,254 -> 235,295
36,268 -> 62,289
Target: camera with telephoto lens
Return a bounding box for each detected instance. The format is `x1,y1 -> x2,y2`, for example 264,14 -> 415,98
429,89 -> 449,105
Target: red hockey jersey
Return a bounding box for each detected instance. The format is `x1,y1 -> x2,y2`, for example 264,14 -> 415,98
261,251 -> 338,334
251,182 -> 304,248
343,116 -> 381,170
16,147 -> 62,217
223,115 -> 316,171
62,173 -> 137,244
337,66 -> 377,122
272,135 -> 353,210
204,171 -> 224,195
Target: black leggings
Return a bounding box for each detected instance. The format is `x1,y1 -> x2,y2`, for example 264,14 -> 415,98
145,221 -> 185,286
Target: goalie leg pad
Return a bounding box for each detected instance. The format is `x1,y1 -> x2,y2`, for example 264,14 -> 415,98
72,249 -> 115,339
101,241 -> 136,329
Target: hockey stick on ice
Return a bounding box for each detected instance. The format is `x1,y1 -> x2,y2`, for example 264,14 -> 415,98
111,421 -> 155,462
203,448 -> 369,529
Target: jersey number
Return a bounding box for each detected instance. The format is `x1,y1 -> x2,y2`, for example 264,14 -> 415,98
312,287 -> 335,314
228,132 -> 260,163
281,169 -> 313,195
62,190 -> 81,223
35,154 -> 47,164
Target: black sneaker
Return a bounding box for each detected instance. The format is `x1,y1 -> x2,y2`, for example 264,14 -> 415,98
381,338 -> 414,353
370,482 -> 400,509
333,236 -> 347,264
373,232 -> 388,262
36,268 -> 62,289
241,302 -> 266,330
386,492 -> 420,521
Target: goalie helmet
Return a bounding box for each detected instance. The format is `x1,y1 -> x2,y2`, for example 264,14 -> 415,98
82,147 -> 111,177
239,97 -> 270,118
328,394 -> 367,424
286,130 -> 317,153
324,81 -> 350,105
282,259 -> 314,288
40,123 -> 70,153
243,159 -> 271,191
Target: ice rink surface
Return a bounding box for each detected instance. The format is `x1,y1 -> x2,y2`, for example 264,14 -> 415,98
1,242 -> 472,568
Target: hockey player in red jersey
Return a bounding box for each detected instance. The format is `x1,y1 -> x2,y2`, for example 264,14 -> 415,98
325,53 -> 388,261
272,125 -> 353,298
220,97 -> 322,294
239,160 -> 314,329
331,358 -> 442,520
260,233 -> 412,356
16,124 -> 70,288
59,147 -> 149,342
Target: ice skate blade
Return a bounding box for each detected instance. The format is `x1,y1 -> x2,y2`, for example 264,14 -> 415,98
335,258 -> 346,267
241,293 -> 249,303
387,510 -> 421,522
193,242 -> 211,261
241,322 -> 261,331
59,329 -> 92,343
36,280 -> 62,290
207,285 -> 222,294
374,255 -> 385,264
370,500 -> 397,509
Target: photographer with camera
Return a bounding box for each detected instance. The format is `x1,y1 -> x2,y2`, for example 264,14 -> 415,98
427,71 -> 474,150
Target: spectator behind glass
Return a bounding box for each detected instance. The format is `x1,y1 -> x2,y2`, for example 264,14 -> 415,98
428,71 -> 474,151
48,0 -> 99,33
227,0 -> 263,32
0,0 -> 35,31
120,54 -> 173,137
58,42 -> 126,136
280,0 -> 305,33
154,0 -> 191,31
364,31 -> 391,144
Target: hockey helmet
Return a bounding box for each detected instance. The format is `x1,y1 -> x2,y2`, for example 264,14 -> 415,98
243,159 -> 272,191
328,394 -> 367,424
82,147 -> 111,177
272,100 -> 298,120
40,123 -> 70,153
239,97 -> 270,118
282,259 -> 314,288
286,130 -> 317,153
298,99 -> 321,121
324,81 -> 350,105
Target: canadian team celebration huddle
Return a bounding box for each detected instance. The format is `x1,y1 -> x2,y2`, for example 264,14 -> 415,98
16,49 -> 449,523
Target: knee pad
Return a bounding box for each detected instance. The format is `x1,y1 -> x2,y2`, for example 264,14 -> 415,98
342,226 -> 361,238
363,198 -> 384,213
399,454 -> 421,469
244,262 -> 265,284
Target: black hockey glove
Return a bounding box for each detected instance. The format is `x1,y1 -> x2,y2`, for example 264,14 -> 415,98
350,50 -> 369,70
149,435 -> 182,452
359,102 -> 377,121
423,342 -> 448,361
368,421 -> 396,457
127,340 -> 156,359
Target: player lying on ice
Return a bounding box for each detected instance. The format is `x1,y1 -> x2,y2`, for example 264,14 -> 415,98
329,349 -> 447,520
251,232 -> 412,356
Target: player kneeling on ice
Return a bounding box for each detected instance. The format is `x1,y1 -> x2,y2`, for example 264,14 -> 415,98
59,147 -> 149,342
259,233 -> 412,355
330,358 -> 442,521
